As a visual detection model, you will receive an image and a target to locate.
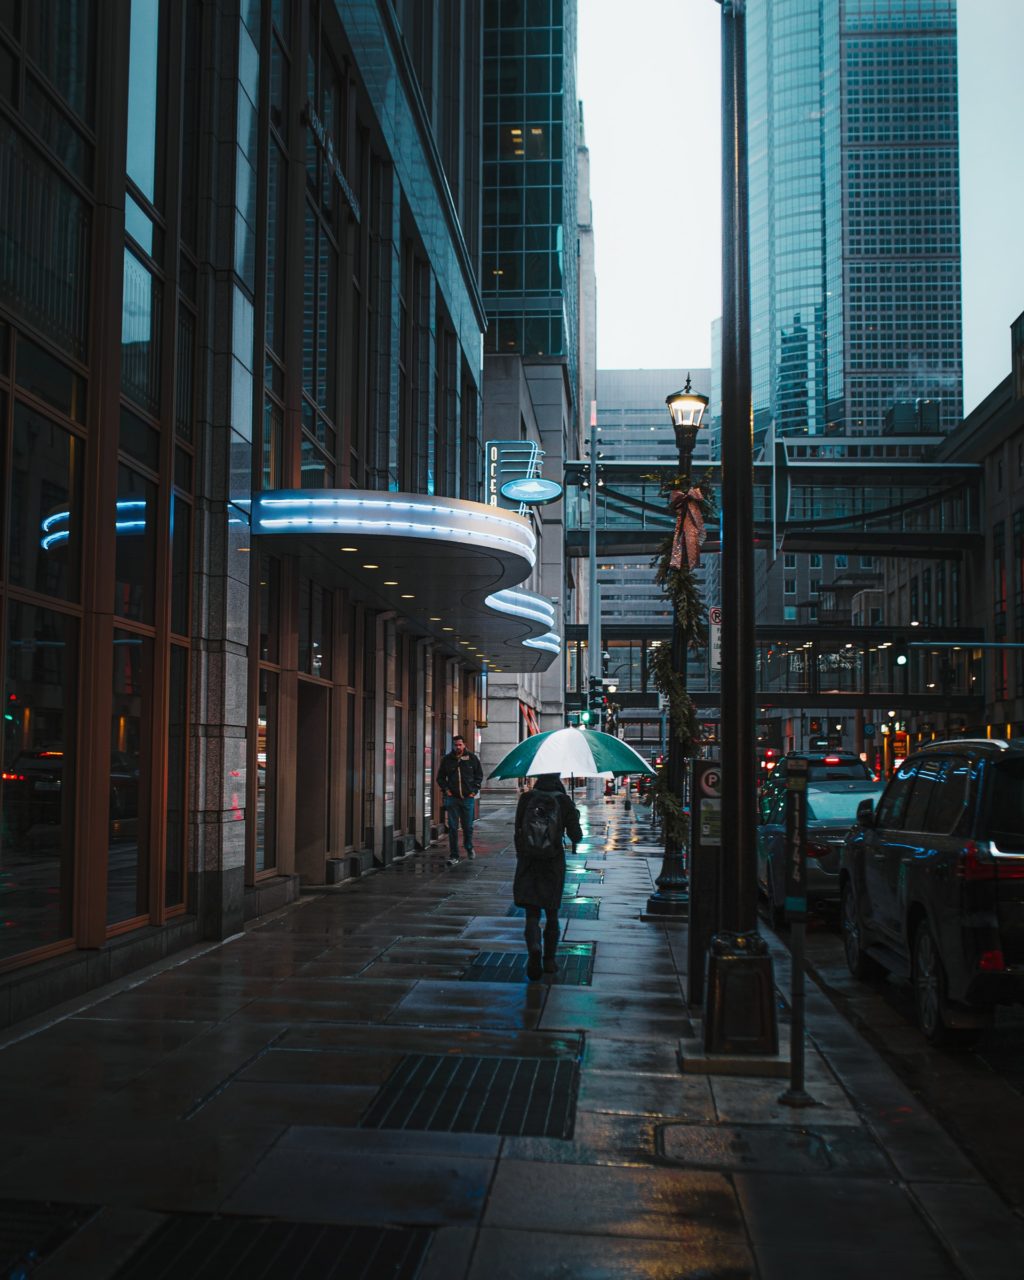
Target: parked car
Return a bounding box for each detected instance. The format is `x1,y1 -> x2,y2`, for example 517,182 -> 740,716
757,778 -> 883,924
762,750 -> 874,803
840,738 -> 1024,1045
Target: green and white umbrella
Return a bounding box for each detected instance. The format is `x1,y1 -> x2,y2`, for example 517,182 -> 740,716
488,726 -> 657,780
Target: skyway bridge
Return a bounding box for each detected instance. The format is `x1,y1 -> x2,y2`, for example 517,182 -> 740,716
564,435 -> 983,558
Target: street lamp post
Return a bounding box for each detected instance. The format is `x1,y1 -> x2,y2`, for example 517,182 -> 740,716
645,380 -> 708,917
704,0 -> 778,1053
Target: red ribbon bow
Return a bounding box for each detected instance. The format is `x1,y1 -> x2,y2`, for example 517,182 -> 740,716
669,487 -> 705,570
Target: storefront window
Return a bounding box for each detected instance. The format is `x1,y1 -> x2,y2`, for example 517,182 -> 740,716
107,630 -> 150,924
0,602 -> 78,962
126,0 -> 161,202
121,248 -> 162,415
298,578 -> 332,678
255,668 -> 277,873
10,402 -> 83,602
164,643 -> 187,907
114,465 -> 157,622
169,492 -> 191,636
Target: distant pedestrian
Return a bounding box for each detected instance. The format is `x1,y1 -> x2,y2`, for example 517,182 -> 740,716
435,735 -> 483,865
513,773 -> 583,980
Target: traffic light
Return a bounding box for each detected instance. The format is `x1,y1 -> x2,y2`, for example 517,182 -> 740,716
579,707 -> 593,726
893,639 -> 909,667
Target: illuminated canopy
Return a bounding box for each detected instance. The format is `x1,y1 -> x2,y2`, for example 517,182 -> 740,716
251,490 -> 560,672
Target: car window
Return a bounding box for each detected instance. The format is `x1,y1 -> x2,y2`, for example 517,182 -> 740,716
902,759 -> 944,832
874,762 -> 917,828
924,756 -> 972,835
806,787 -> 879,823
986,758 -> 1024,851
806,761 -> 872,781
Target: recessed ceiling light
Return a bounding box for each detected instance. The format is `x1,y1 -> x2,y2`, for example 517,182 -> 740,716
341,546 -> 358,552
362,563 -> 379,569
384,580 -> 399,585
401,593 -> 414,599
442,627 -> 454,632
429,616 -> 441,622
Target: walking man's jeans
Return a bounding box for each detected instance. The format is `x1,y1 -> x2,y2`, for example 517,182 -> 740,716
445,796 -> 475,857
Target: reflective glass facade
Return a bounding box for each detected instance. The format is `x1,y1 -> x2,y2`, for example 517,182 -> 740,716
482,0 -> 578,403
0,0 -> 491,1015
747,0 -> 962,447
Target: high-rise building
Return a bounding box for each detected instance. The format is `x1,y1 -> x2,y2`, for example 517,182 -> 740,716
746,0 -> 962,449
478,0 -> 583,779
482,0 -> 579,392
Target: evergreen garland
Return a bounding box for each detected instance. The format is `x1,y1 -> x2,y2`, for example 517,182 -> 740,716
645,473 -> 717,848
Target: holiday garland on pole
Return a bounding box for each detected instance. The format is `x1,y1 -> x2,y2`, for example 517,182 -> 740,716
647,471 -> 716,847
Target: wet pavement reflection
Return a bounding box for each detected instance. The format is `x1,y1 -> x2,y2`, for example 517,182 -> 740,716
0,795 -> 1020,1277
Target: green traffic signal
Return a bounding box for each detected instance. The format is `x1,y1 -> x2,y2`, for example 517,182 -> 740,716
579,708 -> 592,725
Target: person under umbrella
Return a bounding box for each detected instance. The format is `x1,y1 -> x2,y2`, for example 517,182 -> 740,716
513,773 -> 583,981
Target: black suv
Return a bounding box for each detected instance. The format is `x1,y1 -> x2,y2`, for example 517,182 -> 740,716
840,739 -> 1024,1044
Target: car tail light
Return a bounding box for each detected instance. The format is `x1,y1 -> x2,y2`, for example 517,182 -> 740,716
824,756 -> 841,765
958,841 -> 996,881
958,841 -> 1024,881
806,841 -> 831,860
978,950 -> 1006,972
1,772 -> 25,782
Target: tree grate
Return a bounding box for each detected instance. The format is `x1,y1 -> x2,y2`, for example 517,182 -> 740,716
506,897 -> 600,919
113,1217 -> 431,1280
0,1199 -> 96,1276
359,1053 -> 579,1137
461,944 -> 595,985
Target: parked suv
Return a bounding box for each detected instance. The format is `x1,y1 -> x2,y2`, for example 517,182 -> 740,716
840,738 -> 1024,1044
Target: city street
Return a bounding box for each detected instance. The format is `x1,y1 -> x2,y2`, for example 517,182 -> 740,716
2,796 -> 1022,1279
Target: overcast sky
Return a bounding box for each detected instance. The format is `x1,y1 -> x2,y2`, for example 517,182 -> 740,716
577,0 -> 1024,416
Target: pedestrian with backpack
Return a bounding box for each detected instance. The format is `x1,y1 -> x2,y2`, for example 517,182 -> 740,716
513,773 -> 583,980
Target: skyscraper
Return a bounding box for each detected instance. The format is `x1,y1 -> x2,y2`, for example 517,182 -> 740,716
482,0 -> 579,401
746,0 -> 962,448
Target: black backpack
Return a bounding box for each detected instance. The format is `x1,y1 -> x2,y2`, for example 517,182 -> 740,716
520,790 -> 563,857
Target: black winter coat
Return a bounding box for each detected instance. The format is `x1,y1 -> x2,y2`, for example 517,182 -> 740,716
512,785 -> 583,912
435,749 -> 483,798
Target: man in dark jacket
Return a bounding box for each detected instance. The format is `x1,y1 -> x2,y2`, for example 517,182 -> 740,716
513,773 -> 583,980
435,735 -> 483,865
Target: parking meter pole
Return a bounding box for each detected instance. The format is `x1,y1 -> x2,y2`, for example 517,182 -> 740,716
779,757 -> 816,1108
686,759 -> 722,1005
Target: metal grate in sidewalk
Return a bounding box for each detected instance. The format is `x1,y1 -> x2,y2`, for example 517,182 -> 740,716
114,1217 -> 431,1280
360,1053 -> 579,1138
461,943 -> 595,985
0,1199 -> 96,1276
506,897 -> 600,920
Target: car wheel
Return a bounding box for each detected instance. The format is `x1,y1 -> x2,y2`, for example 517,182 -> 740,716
841,882 -> 885,981
911,921 -> 980,1047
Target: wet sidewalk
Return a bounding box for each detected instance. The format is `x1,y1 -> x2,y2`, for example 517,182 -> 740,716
2,796 -> 1022,1279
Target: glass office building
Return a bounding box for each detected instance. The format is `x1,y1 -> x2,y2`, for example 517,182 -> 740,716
482,0 -> 579,398
0,0 -> 562,1022
746,0 -> 962,448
